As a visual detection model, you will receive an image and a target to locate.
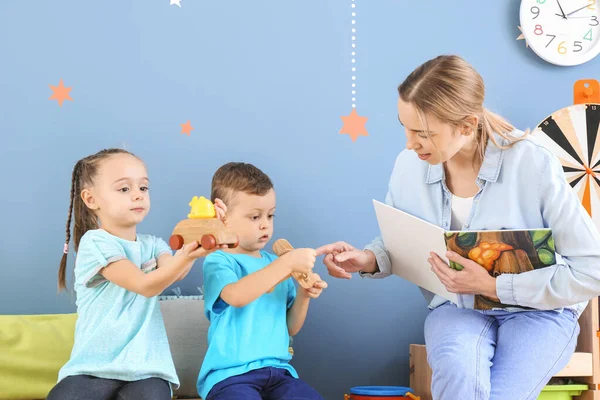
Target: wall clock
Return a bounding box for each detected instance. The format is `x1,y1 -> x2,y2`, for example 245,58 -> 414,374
520,0 -> 600,65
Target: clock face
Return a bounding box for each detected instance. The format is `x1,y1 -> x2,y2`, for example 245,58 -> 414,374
520,0 -> 600,65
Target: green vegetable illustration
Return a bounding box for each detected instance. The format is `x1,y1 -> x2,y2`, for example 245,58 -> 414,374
449,260 -> 464,271
531,230 -> 551,247
456,232 -> 477,247
537,248 -> 555,265
547,236 -> 555,252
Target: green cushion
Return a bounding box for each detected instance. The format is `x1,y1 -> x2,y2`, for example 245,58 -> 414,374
0,313 -> 77,400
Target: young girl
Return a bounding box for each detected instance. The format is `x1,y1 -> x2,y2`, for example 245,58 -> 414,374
317,55 -> 600,399
47,148 -> 227,400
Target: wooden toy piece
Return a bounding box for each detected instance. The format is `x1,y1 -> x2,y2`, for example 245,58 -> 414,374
169,196 -> 239,251
266,239 -> 318,294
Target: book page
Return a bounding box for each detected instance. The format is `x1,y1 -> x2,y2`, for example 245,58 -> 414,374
372,199 -> 458,304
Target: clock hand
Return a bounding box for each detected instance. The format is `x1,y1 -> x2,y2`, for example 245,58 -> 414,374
557,0 -> 567,18
566,3 -> 592,17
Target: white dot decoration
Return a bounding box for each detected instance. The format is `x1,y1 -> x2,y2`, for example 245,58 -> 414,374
350,2 -> 360,108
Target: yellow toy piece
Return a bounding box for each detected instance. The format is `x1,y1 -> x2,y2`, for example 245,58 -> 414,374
188,196 -> 215,219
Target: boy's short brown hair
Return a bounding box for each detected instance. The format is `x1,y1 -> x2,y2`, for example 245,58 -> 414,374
211,162 -> 274,206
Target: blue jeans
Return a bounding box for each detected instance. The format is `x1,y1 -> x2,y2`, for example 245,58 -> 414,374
206,367 -> 323,400
46,375 -> 171,400
424,302 -> 580,400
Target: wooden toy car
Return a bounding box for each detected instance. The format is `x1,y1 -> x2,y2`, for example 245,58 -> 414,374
169,196 -> 239,251
267,238 -> 319,293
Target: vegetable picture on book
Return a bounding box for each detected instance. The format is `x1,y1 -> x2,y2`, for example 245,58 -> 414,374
443,229 -> 556,310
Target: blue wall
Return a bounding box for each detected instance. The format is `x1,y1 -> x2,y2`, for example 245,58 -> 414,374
2,1 -> 599,398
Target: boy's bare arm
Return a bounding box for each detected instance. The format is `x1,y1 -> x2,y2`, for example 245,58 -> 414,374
220,248 -> 316,308
286,273 -> 327,335
286,292 -> 310,336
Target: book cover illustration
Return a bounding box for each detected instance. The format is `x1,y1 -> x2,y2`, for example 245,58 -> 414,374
443,229 -> 556,310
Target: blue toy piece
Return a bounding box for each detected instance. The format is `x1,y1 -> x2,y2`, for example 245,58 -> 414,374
345,385 -> 420,399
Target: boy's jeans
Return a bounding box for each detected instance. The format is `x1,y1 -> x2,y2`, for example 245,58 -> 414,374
206,367 -> 323,400
425,302 -> 580,400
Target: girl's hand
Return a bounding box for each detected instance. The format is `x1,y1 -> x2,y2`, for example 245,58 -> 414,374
177,240 -> 228,260
214,198 -> 227,221
299,273 -> 328,299
428,251 -> 499,300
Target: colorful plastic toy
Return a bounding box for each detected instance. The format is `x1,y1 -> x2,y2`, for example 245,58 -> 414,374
188,195 -> 215,219
169,196 -> 239,251
344,386 -> 420,400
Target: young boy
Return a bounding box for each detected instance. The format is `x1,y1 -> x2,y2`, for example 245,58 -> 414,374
197,162 -> 326,400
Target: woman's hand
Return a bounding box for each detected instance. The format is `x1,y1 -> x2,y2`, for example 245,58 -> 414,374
428,251 -> 499,300
316,242 -> 376,279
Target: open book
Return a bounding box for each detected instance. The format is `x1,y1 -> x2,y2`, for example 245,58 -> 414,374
372,199 -> 556,310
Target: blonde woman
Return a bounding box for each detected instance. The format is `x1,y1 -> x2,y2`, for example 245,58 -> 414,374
316,55 -> 600,399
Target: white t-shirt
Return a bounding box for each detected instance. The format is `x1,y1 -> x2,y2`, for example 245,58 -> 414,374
450,194 -> 474,231
450,194 -> 475,308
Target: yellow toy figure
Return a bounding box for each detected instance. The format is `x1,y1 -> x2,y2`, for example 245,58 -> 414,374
188,196 -> 216,219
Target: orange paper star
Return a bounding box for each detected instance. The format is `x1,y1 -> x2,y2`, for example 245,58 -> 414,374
180,120 -> 194,136
49,79 -> 73,107
516,26 -> 529,48
340,108 -> 369,142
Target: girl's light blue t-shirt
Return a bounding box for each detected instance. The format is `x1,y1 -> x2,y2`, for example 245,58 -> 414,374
57,229 -> 179,388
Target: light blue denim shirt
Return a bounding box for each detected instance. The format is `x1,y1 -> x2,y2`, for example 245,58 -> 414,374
362,131 -> 600,317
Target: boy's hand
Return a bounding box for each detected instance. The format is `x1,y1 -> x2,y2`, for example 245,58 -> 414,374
283,248 -> 317,275
214,198 -> 227,221
299,273 -> 328,299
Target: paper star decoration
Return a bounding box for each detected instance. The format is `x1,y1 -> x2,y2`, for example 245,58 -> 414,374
170,0 -> 182,7
180,120 -> 194,136
340,109 -> 369,142
49,79 -> 73,107
516,26 -> 529,48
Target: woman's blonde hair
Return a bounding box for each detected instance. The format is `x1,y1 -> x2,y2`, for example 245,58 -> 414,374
398,55 -> 526,162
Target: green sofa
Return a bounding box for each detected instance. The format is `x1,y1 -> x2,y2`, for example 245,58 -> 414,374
0,298 -> 207,400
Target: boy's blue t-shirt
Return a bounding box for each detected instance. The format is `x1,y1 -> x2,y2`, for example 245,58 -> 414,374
57,229 -> 179,388
197,250 -> 298,399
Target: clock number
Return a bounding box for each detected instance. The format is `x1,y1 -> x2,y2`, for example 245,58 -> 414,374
536,0 -> 547,3
531,6 -> 540,19
543,121 -> 550,126
588,0 -> 596,10
585,28 -> 593,41
535,24 -> 544,35
558,41 -> 567,54
546,34 -> 556,47
574,41 -> 583,52
591,16 -> 599,26
593,105 -> 598,110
